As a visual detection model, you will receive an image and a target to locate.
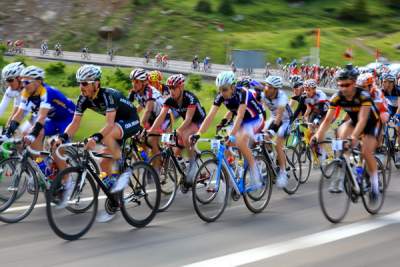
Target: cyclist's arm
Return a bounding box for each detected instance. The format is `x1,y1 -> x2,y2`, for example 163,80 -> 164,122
230,104 -> 246,136
149,106 -> 169,133
35,107 -> 50,125
197,105 -> 219,135
275,106 -> 284,125
10,107 -> 25,123
98,110 -> 117,138
304,105 -> 311,121
351,106 -> 370,139
141,100 -> 154,127
64,114 -> 82,138
0,94 -> 11,118
7,106 -> 20,126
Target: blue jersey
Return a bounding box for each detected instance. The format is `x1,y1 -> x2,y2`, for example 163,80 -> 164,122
214,88 -> 263,122
19,83 -> 75,121
384,86 -> 400,108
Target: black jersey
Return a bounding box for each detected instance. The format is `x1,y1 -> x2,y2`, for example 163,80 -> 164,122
163,90 -> 206,124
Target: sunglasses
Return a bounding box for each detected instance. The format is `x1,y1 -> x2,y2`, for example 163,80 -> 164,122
6,78 -> 15,83
79,81 -> 95,86
338,83 -> 352,88
22,80 -> 35,86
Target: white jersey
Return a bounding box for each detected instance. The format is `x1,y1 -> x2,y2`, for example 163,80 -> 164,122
261,90 -> 292,121
128,85 -> 164,116
0,87 -> 22,117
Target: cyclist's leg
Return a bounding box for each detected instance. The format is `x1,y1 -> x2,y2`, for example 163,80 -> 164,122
362,121 -> 380,198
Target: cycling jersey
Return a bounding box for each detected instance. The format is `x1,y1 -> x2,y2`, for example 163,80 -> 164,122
0,87 -> 21,117
383,86 -> 400,113
291,94 -> 307,119
128,85 -> 164,117
329,87 -> 379,124
214,88 -> 263,122
163,90 -> 206,124
76,87 -> 140,138
19,83 -> 75,121
304,90 -> 328,114
261,90 -> 292,121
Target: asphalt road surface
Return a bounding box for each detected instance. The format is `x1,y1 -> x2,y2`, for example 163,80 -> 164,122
1,166 -> 399,267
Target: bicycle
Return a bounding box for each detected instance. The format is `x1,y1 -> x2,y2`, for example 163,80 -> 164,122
46,139 -> 161,241
381,117 -> 400,189
0,139 -> 79,223
318,139 -> 386,223
191,133 -> 273,223
148,130 -> 214,212
254,133 -> 302,195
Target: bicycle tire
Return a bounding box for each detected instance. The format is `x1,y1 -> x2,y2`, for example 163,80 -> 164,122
361,156 -> 386,214
120,161 -> 161,228
149,152 -> 178,212
319,160 -> 351,223
46,166 -> 98,241
283,146 -> 301,195
243,154 -> 273,213
192,158 -> 229,223
0,162 -> 38,223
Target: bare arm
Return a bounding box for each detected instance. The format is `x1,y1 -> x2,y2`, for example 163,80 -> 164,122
141,100 -> 154,127
197,105 -> 219,135
149,106 -> 169,133
315,108 -> 336,140
99,111 -> 117,137
64,114 -> 82,138
177,107 -> 196,132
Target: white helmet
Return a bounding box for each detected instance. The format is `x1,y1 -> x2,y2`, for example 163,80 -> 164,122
76,64 -> 102,82
304,79 -> 317,88
216,71 -> 235,87
129,68 -> 148,81
20,65 -> 45,79
265,75 -> 283,89
1,62 -> 25,80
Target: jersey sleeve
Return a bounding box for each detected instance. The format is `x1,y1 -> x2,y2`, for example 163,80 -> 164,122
128,92 -> 135,102
360,91 -> 373,107
163,97 -> 174,109
18,90 -> 30,111
102,91 -> 116,112
0,88 -> 12,117
239,89 -> 248,105
329,93 -> 340,109
277,91 -> 288,107
39,89 -> 52,110
213,93 -> 224,106
186,92 -> 197,109
75,95 -> 87,115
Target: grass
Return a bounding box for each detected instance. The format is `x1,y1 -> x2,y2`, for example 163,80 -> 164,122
45,0 -> 399,66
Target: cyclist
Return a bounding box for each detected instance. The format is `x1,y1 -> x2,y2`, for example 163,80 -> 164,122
314,66 -> 381,201
193,71 -> 264,186
54,42 -> 62,56
192,55 -> 199,70
289,80 -> 307,121
129,68 -> 170,155
0,62 -> 25,129
148,70 -> 169,96
161,54 -> 169,67
144,51 -> 150,63
5,66 -> 75,149
155,53 -> 162,66
148,74 -> 206,186
261,76 -> 293,188
40,40 -> 48,54
303,79 -> 329,126
203,56 -> 211,71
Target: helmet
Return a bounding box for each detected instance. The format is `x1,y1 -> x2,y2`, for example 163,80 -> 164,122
148,70 -> 162,83
289,75 -> 302,84
382,73 -> 395,82
304,79 -> 317,88
129,68 -> 148,81
264,75 -> 283,89
20,65 -> 45,79
356,73 -> 374,87
167,74 -> 185,87
1,62 -> 25,80
216,71 -> 235,87
336,64 -> 359,81
293,81 -> 303,88
76,64 -> 101,82
237,76 -> 252,88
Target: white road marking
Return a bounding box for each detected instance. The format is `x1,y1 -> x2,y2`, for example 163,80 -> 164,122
184,210 -> 400,267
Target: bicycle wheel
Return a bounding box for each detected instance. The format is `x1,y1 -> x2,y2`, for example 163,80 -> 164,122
283,146 -> 301,195
381,146 -> 392,190
296,142 -> 312,184
243,154 -> 273,213
149,152 -> 177,212
361,156 -> 386,214
192,159 -> 229,223
0,158 -> 20,210
120,161 -> 161,228
0,162 -> 38,223
46,166 -> 98,241
319,160 -> 351,223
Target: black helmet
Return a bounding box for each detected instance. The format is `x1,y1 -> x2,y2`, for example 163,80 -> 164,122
336,64 -> 359,81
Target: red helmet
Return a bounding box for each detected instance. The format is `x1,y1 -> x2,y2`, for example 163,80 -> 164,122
167,74 -> 185,87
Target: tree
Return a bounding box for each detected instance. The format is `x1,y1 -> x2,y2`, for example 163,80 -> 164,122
218,0 -> 235,16
195,0 -> 212,13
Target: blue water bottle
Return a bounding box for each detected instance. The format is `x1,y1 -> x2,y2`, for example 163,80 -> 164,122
355,165 -> 363,184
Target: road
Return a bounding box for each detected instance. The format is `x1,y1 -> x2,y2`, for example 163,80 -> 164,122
1,167 -> 400,267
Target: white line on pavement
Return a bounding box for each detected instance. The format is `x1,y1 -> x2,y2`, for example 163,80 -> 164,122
184,210 -> 400,267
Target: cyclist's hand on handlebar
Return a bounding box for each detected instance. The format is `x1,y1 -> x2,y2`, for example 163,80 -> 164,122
216,118 -> 228,132
84,138 -> 96,150
349,135 -> 359,148
190,134 -> 200,146
23,135 -> 35,146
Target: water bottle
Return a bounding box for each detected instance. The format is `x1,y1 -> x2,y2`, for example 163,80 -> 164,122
237,159 -> 244,179
36,157 -> 47,175
138,147 -> 149,162
355,165 -> 363,185
100,172 -> 117,189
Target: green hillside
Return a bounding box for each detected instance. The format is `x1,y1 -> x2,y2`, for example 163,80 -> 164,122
48,0 -> 400,66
